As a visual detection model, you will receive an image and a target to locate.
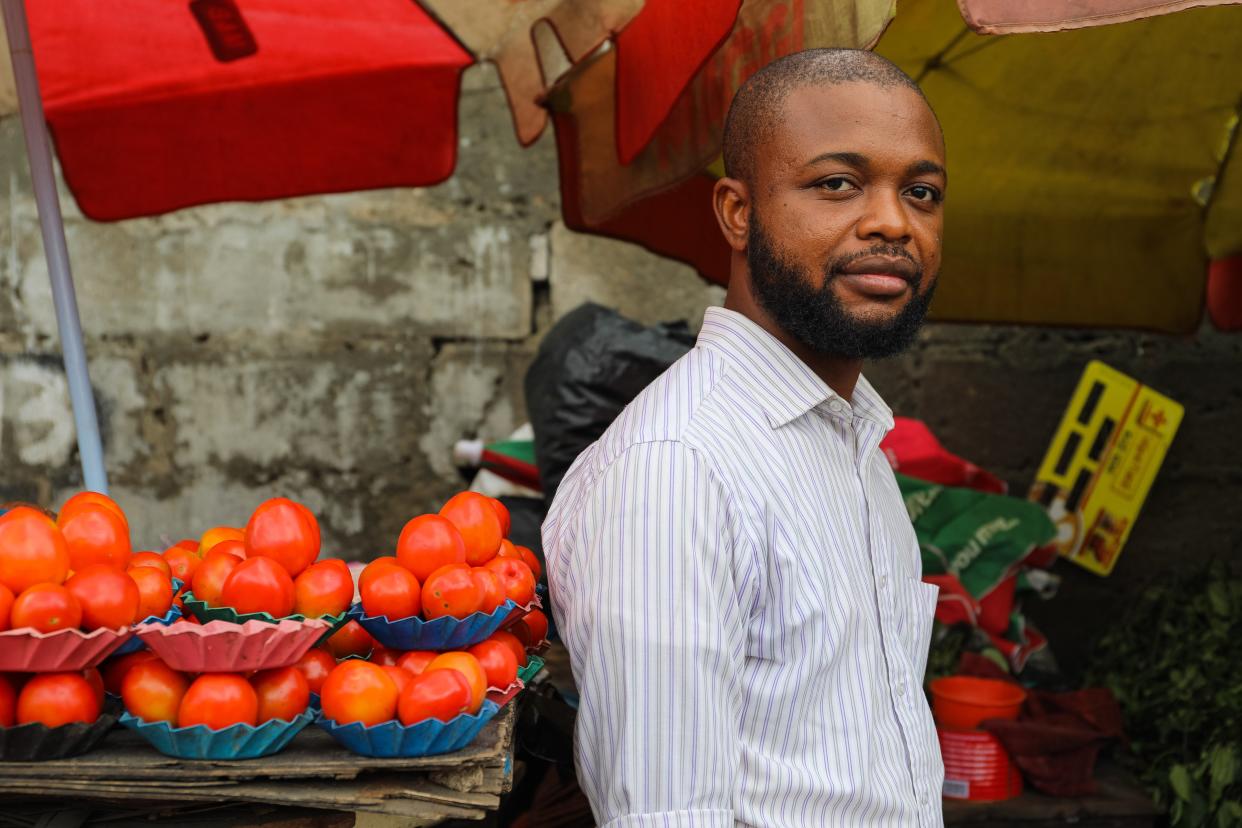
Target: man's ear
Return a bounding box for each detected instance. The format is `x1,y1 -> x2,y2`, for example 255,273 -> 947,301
713,177 -> 750,253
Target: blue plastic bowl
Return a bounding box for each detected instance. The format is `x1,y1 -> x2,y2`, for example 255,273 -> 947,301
348,601 -> 518,650
113,604 -> 184,656
316,699 -> 500,758
120,709 -> 314,759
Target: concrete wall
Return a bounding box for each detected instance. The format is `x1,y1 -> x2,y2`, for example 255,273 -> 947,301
1,65 -> 1237,672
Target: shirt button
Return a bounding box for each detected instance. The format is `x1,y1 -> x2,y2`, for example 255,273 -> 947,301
919,792 -> 930,806
878,575 -> 888,590
828,400 -> 845,413
895,681 -> 906,697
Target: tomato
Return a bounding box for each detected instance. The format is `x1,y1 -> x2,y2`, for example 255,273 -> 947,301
467,640 -> 519,691
59,504 -> 132,571
10,583 -> 82,633
102,650 -> 159,695
439,492 -> 502,566
398,669 -> 472,725
0,507 -> 71,593
128,566 -> 174,621
66,565 -> 141,629
421,564 -> 482,620
292,648 -> 336,694
396,515 -> 467,581
426,652 -> 487,714
483,557 -> 536,607
251,666 -> 310,723
244,498 -> 320,577
0,583 -> 12,631
82,667 -> 105,704
370,646 -> 401,667
220,557 -> 295,617
487,630 -> 528,667
319,661 -> 397,726
190,549 -> 242,607
471,568 -> 506,615
360,565 -> 421,621
396,650 -> 437,676
515,608 -> 550,648
198,526 -> 244,558
17,672 -> 101,727
125,551 -> 169,577
381,665 -> 412,696
122,659 -> 189,724
178,674 -> 259,729
173,538 -> 199,553
324,620 -> 373,660
211,539 -> 247,561
0,673 -> 15,726
293,560 -> 354,618
489,498 -> 511,538
162,545 -> 201,583
516,546 -> 543,582
358,557 -> 403,594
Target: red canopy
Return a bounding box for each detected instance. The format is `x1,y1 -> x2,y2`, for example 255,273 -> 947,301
29,0 -> 472,221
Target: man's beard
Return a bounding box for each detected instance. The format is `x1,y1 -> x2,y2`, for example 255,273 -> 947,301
747,216 -> 937,360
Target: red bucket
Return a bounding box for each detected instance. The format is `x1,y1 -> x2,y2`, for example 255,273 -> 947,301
929,676 -> 1025,731
939,728 -> 1023,801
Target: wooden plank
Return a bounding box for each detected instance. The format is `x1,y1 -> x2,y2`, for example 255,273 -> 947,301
943,762 -> 1157,826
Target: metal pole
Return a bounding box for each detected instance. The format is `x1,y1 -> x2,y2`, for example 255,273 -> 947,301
2,0 -> 108,493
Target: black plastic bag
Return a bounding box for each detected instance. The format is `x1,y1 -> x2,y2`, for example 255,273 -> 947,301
525,303 -> 695,505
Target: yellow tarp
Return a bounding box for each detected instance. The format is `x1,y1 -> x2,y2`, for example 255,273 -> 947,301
878,1 -> 1242,332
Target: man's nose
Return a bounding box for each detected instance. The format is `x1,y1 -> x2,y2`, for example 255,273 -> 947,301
856,188 -> 912,244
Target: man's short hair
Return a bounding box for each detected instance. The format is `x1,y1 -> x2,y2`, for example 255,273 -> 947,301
722,48 -> 930,185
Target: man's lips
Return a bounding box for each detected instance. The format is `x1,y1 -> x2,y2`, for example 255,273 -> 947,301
836,256 -> 919,298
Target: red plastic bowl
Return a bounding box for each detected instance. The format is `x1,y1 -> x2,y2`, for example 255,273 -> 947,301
929,676 -> 1025,731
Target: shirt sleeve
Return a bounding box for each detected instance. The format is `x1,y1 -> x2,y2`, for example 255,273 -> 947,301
546,441 -> 749,828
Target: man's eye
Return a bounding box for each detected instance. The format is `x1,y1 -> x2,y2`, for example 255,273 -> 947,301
818,177 -> 857,193
907,184 -> 942,203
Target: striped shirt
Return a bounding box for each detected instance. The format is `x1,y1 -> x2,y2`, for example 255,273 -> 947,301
543,306 -> 944,828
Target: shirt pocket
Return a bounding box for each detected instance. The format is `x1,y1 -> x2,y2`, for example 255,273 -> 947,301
897,578 -> 940,683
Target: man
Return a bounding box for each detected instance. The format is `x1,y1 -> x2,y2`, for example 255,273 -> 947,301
543,48 -> 946,827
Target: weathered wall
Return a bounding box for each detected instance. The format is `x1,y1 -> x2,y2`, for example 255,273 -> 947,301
1,65 -> 1238,672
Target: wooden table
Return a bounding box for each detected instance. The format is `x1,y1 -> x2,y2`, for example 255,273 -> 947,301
0,705 -> 516,826
944,761 -> 1158,827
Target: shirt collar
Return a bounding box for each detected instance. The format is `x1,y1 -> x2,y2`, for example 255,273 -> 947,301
696,307 -> 895,431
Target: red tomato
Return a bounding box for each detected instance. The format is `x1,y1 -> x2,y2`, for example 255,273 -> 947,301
358,557 -> 403,594
11,583 -> 82,633
489,498 -> 511,538
396,515 -> 467,582
128,551 -> 171,577
496,539 -> 521,561
421,564 -> 482,620
324,620 -> 373,660
381,665 -> 412,696
0,583 -> 13,632
293,560 -> 354,618
483,557 -> 536,607
128,566 -> 174,621
467,640 -> 519,691
102,650 -> 159,695
251,666 -> 310,723
426,652 -> 487,714
58,492 -> 128,529
66,565 -> 141,629
398,669 -> 472,725
370,646 -> 402,667
319,661 -> 397,726
396,650 -> 438,676
220,557 -> 295,617
190,549 -> 243,608
515,608 -> 550,647
82,667 -> 105,704
292,647 -> 337,694
0,507 -> 70,593
471,568 -> 506,615
244,498 -> 320,577
122,659 -> 189,724
173,539 -> 199,554
211,539 -> 247,561
178,674 -> 259,729
360,566 -> 421,620
516,546 -> 543,582
17,672 -> 101,727
439,493 -> 502,566
487,630 -> 528,667
59,504 -> 132,571
0,673 -> 15,726
162,545 -> 201,583
198,526 -> 245,558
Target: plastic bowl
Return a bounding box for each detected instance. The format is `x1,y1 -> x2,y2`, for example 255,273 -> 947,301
113,604 -> 184,656
348,601 -> 518,651
516,655 -> 545,685
316,699 -> 500,758
0,626 -> 133,672
929,676 -> 1026,731
181,591 -> 349,641
0,699 -> 121,761
137,617 -> 330,672
120,709 -> 314,759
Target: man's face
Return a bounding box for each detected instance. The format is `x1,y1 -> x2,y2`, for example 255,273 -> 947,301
745,81 -> 946,359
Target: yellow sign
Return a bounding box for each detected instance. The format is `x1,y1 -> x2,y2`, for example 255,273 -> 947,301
1028,361 -> 1183,576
